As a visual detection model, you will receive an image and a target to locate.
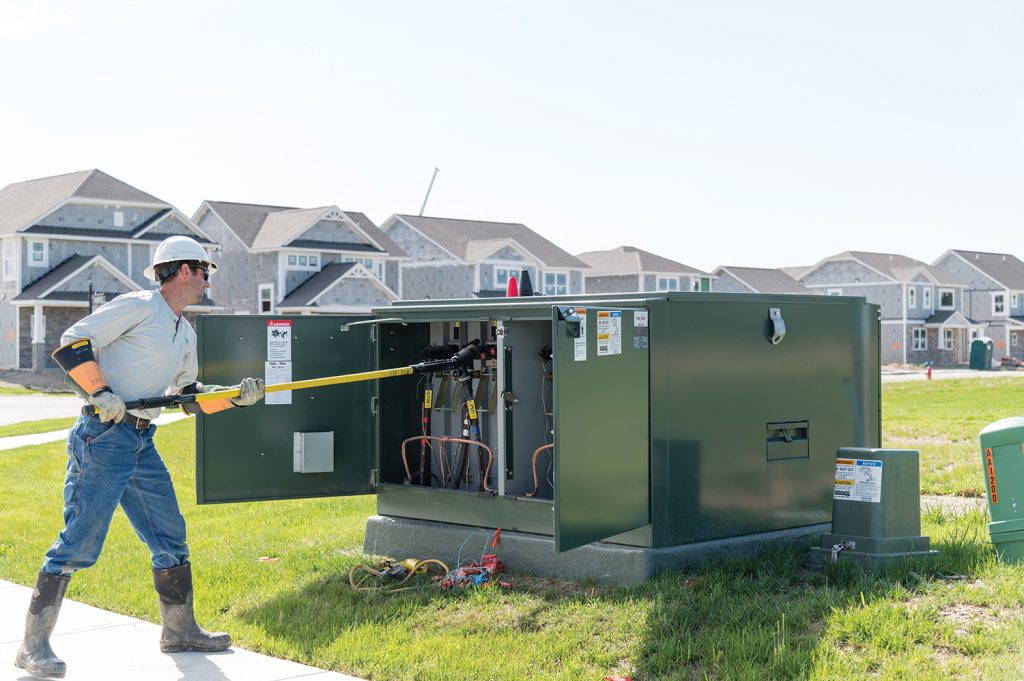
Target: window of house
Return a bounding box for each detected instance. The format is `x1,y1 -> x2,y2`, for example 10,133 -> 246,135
942,329 -> 954,350
1012,332 -> 1019,348
698,277 -> 711,292
657,276 -> 679,291
2,239 -> 14,281
939,289 -> 954,309
994,293 -> 1006,315
912,328 -> 927,351
28,239 -> 48,267
689,277 -> 710,292
923,287 -> 932,309
494,265 -> 526,289
827,288 -> 843,296
544,272 -> 568,296
113,211 -> 125,227
285,252 -> 318,271
258,284 -> 274,314
1013,293 -> 1020,309
908,287 -> 917,308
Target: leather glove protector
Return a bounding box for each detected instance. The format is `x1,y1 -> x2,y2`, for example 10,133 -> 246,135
230,377 -> 265,407
89,389 -> 126,423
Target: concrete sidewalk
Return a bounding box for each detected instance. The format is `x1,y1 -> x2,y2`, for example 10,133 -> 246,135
0,412 -> 190,451
0,579 -> 362,681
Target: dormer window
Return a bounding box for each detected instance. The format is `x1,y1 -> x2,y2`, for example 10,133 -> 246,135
908,287 -> 917,309
922,287 -> 932,309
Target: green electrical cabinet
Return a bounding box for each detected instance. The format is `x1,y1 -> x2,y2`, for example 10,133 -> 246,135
195,292 -> 880,579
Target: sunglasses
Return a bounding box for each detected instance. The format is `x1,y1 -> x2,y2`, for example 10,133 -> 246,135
189,263 -> 210,281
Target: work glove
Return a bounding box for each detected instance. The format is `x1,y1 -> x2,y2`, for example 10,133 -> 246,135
89,389 -> 126,423
229,377 -> 265,407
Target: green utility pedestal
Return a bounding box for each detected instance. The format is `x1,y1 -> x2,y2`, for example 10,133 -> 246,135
979,416 -> 1024,563
809,448 -> 936,568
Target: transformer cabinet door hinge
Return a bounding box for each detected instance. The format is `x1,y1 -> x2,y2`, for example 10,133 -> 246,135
370,395 -> 379,416
370,468 -> 378,492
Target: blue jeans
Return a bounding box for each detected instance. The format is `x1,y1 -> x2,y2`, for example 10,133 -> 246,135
41,415 -> 189,575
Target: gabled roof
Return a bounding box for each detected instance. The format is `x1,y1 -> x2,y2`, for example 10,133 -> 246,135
712,266 -> 808,294
201,201 -> 405,257
943,250 -> 1024,290
0,169 -> 167,235
277,262 -> 397,308
13,254 -> 141,301
576,245 -> 709,276
803,251 -> 964,287
924,310 -> 973,327
391,215 -> 586,269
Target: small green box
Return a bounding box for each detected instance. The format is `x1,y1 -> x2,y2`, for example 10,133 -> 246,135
979,416 -> 1024,563
809,448 -> 934,568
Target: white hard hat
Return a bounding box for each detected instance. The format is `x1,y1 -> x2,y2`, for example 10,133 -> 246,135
145,235 -> 218,282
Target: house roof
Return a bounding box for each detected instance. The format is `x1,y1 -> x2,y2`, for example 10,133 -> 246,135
0,169 -> 167,235
14,255 -> 101,300
203,201 -> 405,257
946,250 -> 1024,290
393,215 -> 586,269
278,262 -> 359,307
576,245 -> 708,276
924,310 -> 973,327
807,251 -> 964,287
713,266 -> 809,294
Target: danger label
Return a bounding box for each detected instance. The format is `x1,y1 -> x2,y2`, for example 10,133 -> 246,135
833,458 -> 883,503
267,320 -> 292,361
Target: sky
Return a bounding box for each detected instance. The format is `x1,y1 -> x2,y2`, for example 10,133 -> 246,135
1,1 -> 1022,272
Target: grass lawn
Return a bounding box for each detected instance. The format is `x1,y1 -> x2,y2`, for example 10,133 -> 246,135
0,417 -> 77,438
0,380 -> 1022,679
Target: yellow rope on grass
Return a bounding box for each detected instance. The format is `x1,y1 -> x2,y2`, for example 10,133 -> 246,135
349,558 -> 450,593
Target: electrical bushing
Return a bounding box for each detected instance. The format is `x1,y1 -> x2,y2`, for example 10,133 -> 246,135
979,416 -> 1024,563
808,448 -> 935,568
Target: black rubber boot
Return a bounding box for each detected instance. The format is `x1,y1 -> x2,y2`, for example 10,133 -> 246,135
153,563 -> 231,653
14,571 -> 71,679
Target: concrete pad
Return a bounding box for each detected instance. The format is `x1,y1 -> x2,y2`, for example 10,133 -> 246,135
0,580 -> 363,681
365,514 -> 829,584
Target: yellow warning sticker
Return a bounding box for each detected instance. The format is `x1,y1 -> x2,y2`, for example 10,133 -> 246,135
424,389 -> 433,409
467,400 -> 477,420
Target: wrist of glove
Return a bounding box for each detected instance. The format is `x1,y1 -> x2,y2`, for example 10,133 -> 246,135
89,388 -> 126,423
229,377 -> 265,407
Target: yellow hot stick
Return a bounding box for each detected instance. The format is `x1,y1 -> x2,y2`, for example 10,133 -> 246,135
193,366 -> 415,402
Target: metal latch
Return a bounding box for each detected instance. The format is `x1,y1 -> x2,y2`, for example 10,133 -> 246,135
768,307 -> 786,345
830,540 -> 855,564
556,306 -> 582,338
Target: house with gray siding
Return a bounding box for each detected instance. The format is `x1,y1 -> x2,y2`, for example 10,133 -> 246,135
191,202 -> 406,314
0,169 -> 217,370
380,215 -> 587,299
711,266 -> 808,294
576,245 -> 713,293
932,250 -> 1024,362
799,251 -> 970,365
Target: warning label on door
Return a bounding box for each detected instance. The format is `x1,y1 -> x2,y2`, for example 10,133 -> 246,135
833,458 -> 883,503
574,308 -> 587,362
596,310 -> 622,356
267,320 -> 292,361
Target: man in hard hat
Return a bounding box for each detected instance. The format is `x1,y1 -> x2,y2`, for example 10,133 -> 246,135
14,235 -> 265,679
